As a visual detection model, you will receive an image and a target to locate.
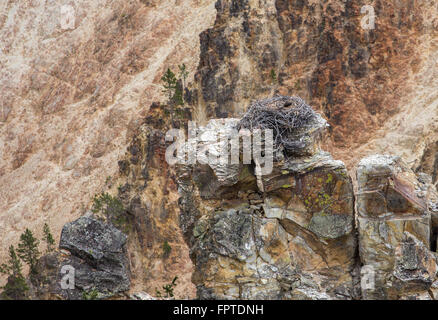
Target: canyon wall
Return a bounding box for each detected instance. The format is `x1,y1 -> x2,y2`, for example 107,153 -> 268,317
1,0 -> 438,298
0,0 -> 216,293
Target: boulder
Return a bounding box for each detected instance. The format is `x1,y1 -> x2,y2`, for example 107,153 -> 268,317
32,215 -> 130,299
60,215 -> 128,272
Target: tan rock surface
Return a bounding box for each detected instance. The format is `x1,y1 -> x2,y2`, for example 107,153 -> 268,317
2,0 -> 438,300
0,0 -> 217,291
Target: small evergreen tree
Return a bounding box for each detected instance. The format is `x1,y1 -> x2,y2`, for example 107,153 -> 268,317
162,241 -> 172,258
161,68 -> 181,123
0,245 -> 23,278
17,229 -> 40,276
43,223 -> 55,253
173,83 -> 184,106
92,192 -> 127,231
0,245 -> 28,300
161,68 -> 178,102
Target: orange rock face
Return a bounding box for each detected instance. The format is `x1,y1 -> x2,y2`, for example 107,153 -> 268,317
1,0 -> 438,299
0,0 -> 217,293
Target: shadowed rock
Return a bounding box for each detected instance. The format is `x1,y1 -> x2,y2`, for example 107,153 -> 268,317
32,215 -> 130,299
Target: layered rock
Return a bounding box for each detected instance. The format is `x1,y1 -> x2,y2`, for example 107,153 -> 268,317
178,97 -> 357,299
357,155 -> 438,299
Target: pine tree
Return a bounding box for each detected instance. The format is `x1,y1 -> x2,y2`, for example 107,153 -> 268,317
161,68 -> 178,101
0,245 -> 22,277
17,229 -> 40,275
43,223 -> 55,253
161,68 -> 178,124
0,245 -> 28,300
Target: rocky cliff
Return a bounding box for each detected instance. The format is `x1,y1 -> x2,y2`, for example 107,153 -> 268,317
1,0 -> 438,300
357,154 -> 438,299
191,0 -> 438,173
177,102 -> 357,299
0,0 -> 216,293
176,97 -> 438,299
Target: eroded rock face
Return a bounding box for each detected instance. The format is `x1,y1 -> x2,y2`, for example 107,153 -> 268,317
115,104 -> 196,298
0,0 -> 217,285
178,100 -> 357,299
357,155 -> 438,300
177,90 -> 438,300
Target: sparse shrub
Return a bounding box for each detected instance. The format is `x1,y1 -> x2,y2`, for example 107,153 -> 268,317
163,276 -> 178,298
82,288 -> 99,300
270,69 -> 277,82
155,276 -> 178,298
173,83 -> 184,106
162,241 -> 172,258
161,68 -> 178,123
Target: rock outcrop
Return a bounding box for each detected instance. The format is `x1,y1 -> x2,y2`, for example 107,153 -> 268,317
176,95 -> 438,300
192,0 -> 438,167
357,155 -> 438,300
178,97 -> 357,299
32,215 -> 130,299
59,214 -> 130,291
1,0 -> 438,300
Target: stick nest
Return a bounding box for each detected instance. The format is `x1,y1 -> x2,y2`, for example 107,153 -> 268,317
238,96 -> 318,156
